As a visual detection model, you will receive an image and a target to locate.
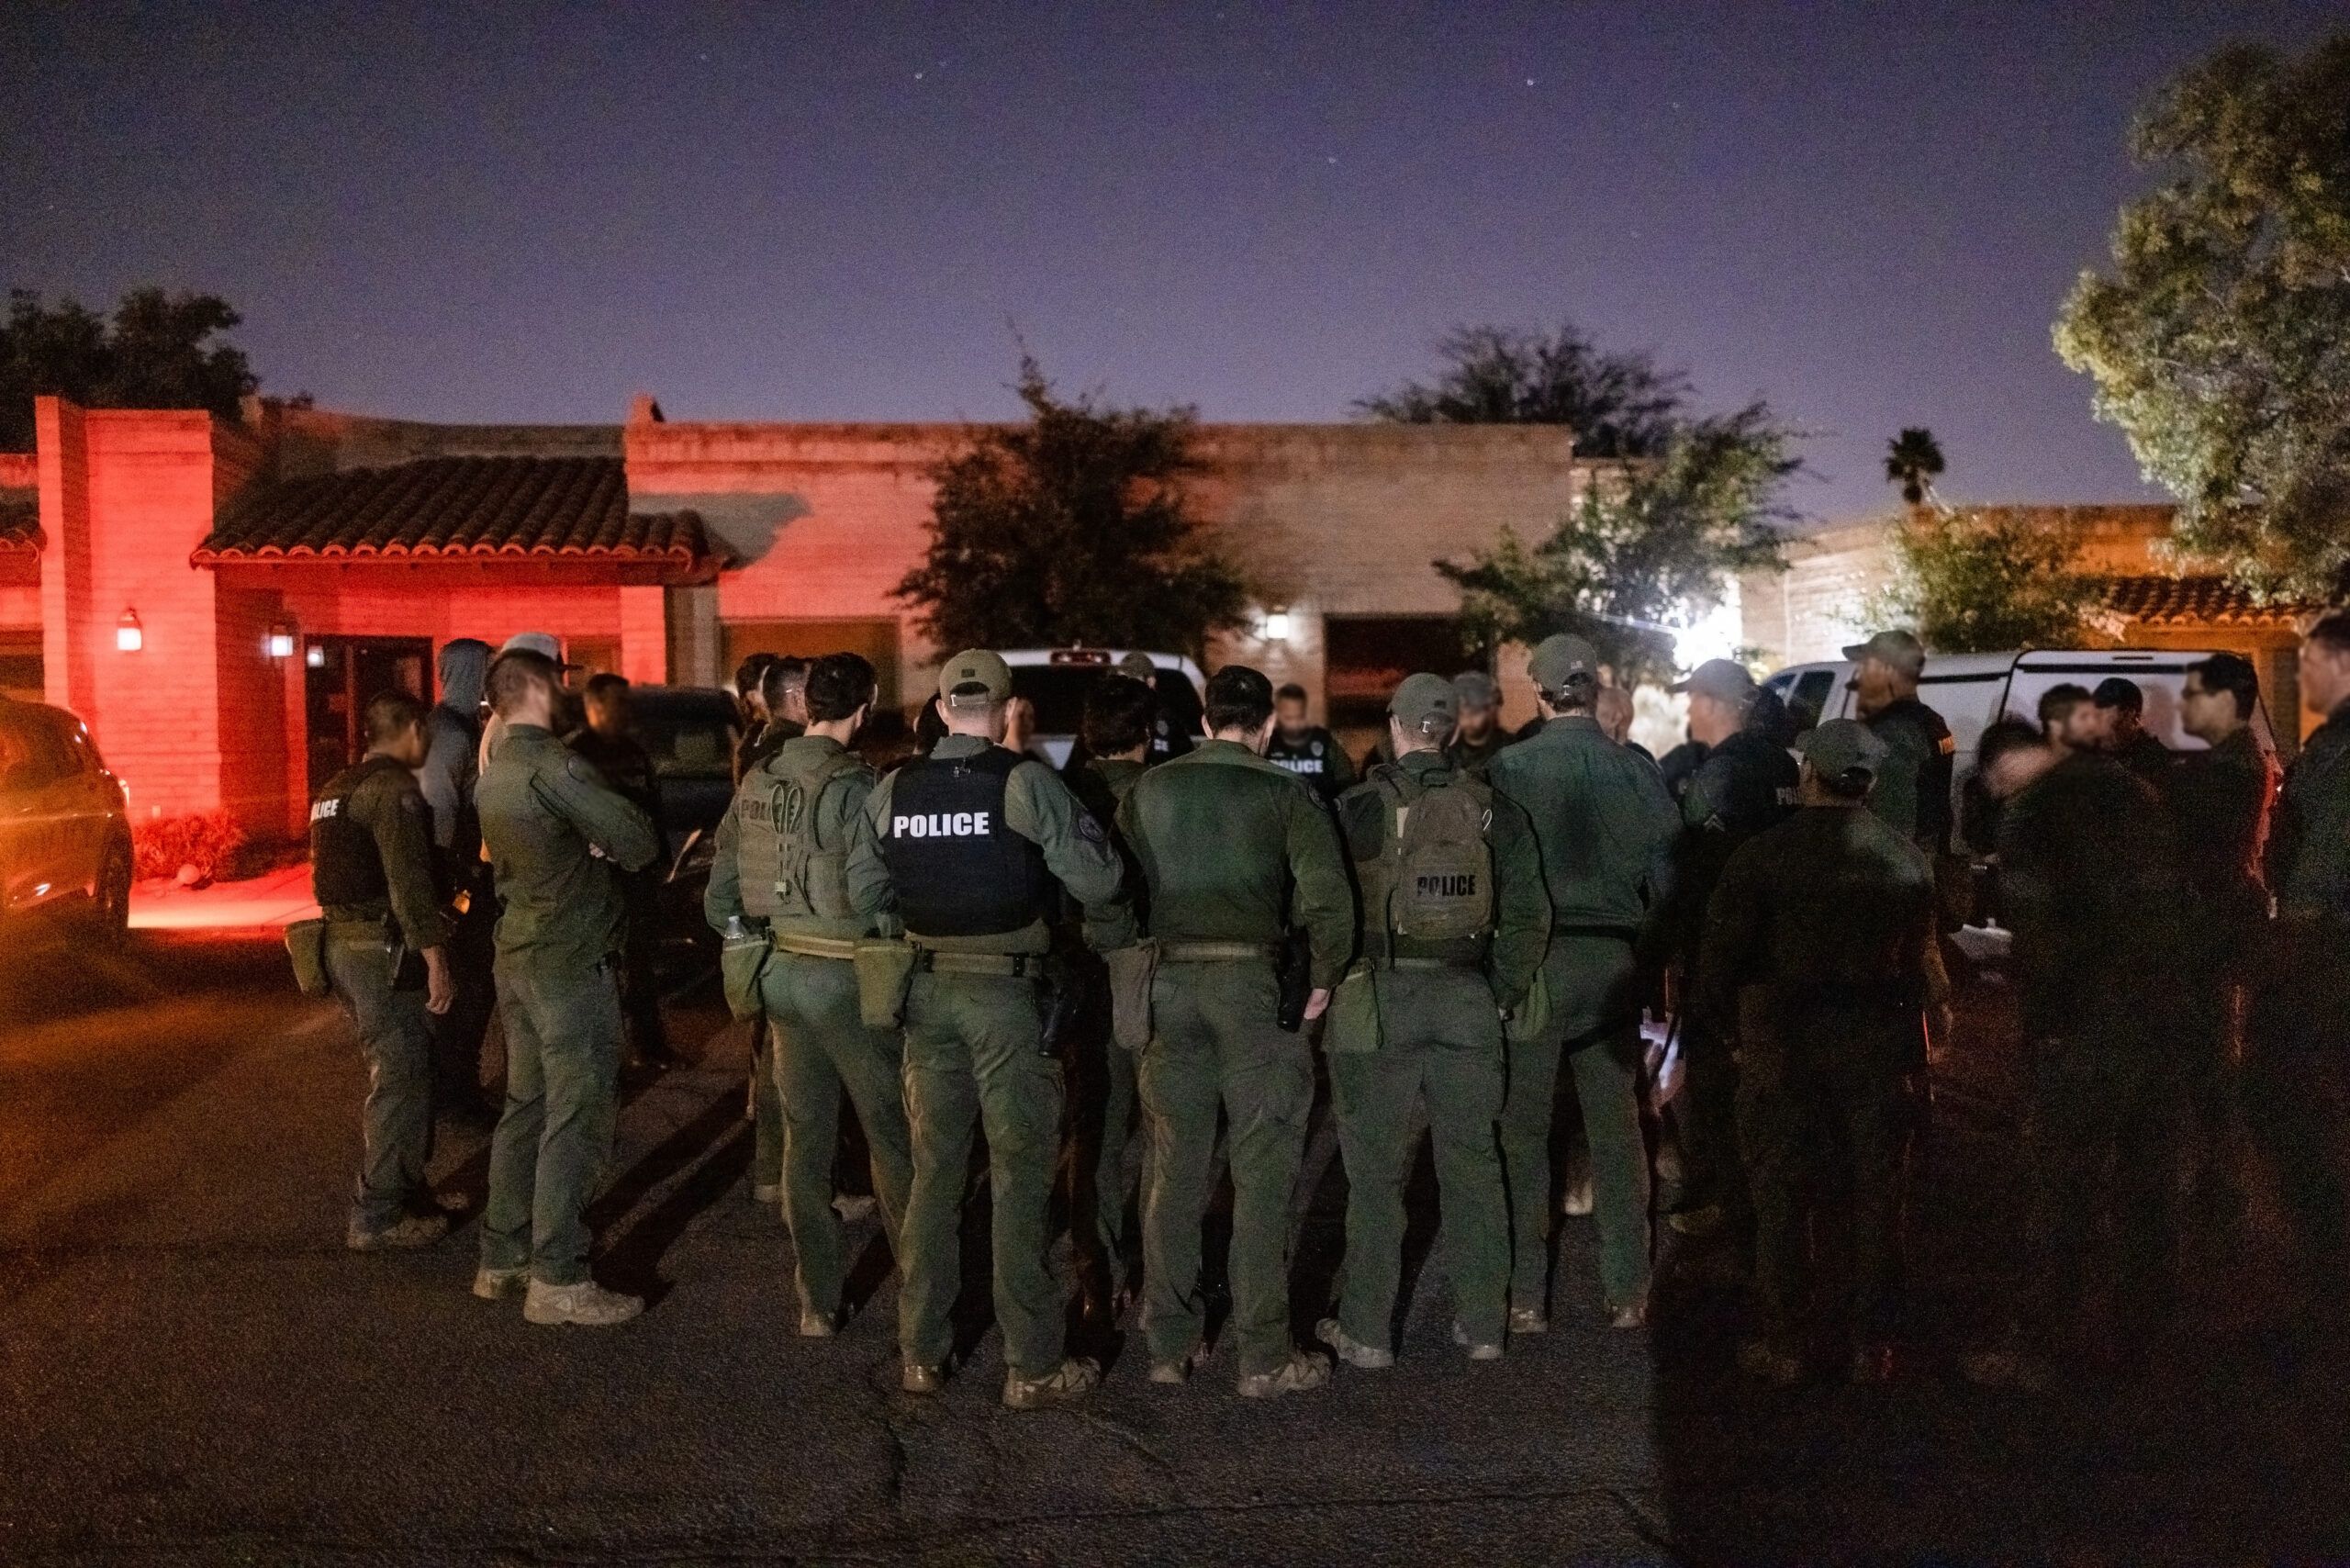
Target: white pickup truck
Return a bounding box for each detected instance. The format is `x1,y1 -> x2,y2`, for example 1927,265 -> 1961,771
999,648 -> 1208,769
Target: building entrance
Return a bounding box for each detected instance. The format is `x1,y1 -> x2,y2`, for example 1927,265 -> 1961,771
305,635 -> 432,793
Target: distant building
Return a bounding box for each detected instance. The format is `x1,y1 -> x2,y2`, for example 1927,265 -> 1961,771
1740,503 -> 2322,734
2,395 -> 1592,834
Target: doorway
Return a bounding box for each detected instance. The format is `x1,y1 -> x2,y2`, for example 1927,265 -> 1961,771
306,636 -> 432,793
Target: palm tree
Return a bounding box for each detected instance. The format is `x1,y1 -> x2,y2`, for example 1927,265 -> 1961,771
1885,427 -> 1946,507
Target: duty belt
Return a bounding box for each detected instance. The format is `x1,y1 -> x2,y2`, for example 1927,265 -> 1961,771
1158,940 -> 1279,964
914,947 -> 1041,978
771,933 -> 858,962
1388,955 -> 1484,971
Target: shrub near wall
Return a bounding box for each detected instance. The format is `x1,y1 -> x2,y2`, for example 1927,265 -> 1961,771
132,810 -> 248,886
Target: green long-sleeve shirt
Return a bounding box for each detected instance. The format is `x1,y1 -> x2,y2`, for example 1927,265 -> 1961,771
476,723 -> 662,969
1116,737 -> 1357,989
1485,714 -> 1679,939
2270,698 -> 2350,925
317,756 -> 451,952
844,734 -> 1136,954
1337,748 -> 1549,1011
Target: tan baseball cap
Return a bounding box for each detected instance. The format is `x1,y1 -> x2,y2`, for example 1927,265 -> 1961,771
937,649 -> 1013,705
1390,672 -> 1460,737
1671,657 -> 1757,704
1116,652 -> 1157,680
1842,629 -> 1927,678
499,631 -> 571,666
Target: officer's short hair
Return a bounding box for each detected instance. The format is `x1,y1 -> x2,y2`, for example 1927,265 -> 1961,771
761,655 -> 811,714
805,653 -> 877,722
2037,682 -> 2091,728
1274,682 -> 1308,705
2187,653 -> 2259,720
735,652 -> 777,702
1976,717 -> 2046,775
1083,674 -> 1157,756
584,671 -> 629,703
487,649 -> 560,717
364,689 -> 429,747
2304,610 -> 2350,659
1203,666 -> 1275,735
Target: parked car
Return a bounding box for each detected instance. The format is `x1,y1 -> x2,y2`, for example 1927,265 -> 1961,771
1000,648 -> 1207,768
619,685 -> 742,981
0,695 -> 133,941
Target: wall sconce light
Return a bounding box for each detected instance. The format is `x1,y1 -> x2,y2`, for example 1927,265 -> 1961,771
266,622 -> 297,660
1259,607 -> 1293,644
305,644 -> 326,669
116,610 -> 143,653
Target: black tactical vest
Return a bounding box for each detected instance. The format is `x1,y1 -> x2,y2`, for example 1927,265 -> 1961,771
878,747 -> 1054,938
310,755 -> 409,908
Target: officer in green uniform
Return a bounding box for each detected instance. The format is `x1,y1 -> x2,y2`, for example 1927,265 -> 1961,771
1964,719 -> 2186,1386
2255,612 -> 2350,1287
844,649 -> 1133,1408
1486,633 -> 1680,1331
1843,629 -> 1956,882
1117,665 -> 1354,1397
313,689 -> 457,1251
707,651 -> 916,1337
1264,682 -> 1357,804
470,648 -> 663,1327
1316,674 -> 1548,1367
741,655 -> 812,1202
1698,721 -> 1951,1385
1062,674 -> 1159,1322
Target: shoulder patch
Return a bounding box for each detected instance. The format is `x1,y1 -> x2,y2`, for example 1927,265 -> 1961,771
1076,812 -> 1108,846
1938,734 -> 1956,755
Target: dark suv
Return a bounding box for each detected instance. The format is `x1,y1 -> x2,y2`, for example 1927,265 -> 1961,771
0,697 -> 132,940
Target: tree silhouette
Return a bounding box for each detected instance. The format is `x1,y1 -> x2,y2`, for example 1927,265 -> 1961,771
1885,427 -> 1947,508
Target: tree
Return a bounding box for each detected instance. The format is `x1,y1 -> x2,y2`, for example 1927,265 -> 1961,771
1355,322 -> 1687,457
1865,510 -> 2115,655
1885,427 -> 1946,507
894,357 -> 1249,657
2053,36 -> 2350,599
1,288 -> 259,449
1436,407 -> 1796,685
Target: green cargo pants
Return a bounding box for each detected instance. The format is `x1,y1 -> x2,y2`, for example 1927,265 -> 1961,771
897,968 -> 1069,1379
1500,934 -> 1651,1316
324,926 -> 434,1234
1737,1008 -> 1910,1350
481,957 -> 624,1286
1064,958 -> 1137,1305
760,952 -> 915,1317
749,1014 -> 783,1191
1137,958 -> 1314,1378
2020,1036 -> 2174,1353
1328,966 -> 1508,1350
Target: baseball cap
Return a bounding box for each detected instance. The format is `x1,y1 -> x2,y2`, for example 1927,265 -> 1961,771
2091,676 -> 2144,712
1391,672 -> 1460,737
1116,652 -> 1158,680
1450,669 -> 1500,710
937,648 -> 1013,705
1671,657 -> 1756,704
1841,629 -> 1926,678
499,631 -> 574,668
1528,633 -> 1599,693
1797,718 -> 1888,778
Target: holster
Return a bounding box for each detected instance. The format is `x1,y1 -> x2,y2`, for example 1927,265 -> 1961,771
853,938 -> 918,1029
719,928 -> 772,1023
1105,938 -> 1160,1053
285,918 -> 331,999
1275,928 -> 1314,1033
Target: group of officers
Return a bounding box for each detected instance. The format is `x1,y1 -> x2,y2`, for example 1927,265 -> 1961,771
308,607 -> 2350,1402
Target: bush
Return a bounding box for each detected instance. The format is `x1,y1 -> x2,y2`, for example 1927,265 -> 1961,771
132,810 -> 248,886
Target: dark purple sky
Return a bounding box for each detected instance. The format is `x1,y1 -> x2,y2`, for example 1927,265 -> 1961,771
5,2 -> 2338,524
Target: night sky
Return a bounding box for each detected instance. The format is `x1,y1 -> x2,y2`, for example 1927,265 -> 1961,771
4,1 -> 2339,525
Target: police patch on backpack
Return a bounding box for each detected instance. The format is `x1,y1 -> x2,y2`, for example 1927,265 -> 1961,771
1365,767 -> 1496,943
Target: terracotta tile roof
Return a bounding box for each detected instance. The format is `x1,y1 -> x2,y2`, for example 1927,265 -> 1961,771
192,456 -> 716,568
0,489 -> 39,553
2096,574 -> 2318,628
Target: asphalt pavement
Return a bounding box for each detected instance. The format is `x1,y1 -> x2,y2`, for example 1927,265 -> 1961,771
2,924 -> 2345,1565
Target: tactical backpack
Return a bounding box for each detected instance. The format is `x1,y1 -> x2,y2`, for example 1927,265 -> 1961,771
744,748 -> 868,921
1362,764 -> 1496,944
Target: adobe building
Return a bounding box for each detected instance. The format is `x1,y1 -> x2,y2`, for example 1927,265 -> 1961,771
1740,503 -> 2322,739
2,394 -> 1589,839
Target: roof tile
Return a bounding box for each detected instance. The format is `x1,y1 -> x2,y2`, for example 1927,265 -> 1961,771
2096,574 -> 2318,628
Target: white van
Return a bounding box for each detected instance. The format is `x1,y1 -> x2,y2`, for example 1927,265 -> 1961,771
1762,647 -> 2281,836
999,648 -> 1207,769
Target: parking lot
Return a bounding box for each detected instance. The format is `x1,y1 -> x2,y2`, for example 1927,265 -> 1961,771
2,924 -> 2346,1564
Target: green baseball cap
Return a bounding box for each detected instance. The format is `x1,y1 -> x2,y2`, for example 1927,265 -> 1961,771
1841,628 -> 1927,678
1671,657 -> 1756,704
1116,652 -> 1157,680
1450,669 -> 1500,710
1528,633 -> 1599,693
1797,717 -> 1888,778
1390,672 -> 1459,737
937,649 -> 1013,705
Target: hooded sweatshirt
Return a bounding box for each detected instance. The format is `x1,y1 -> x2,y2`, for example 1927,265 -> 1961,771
420,638 -> 492,855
